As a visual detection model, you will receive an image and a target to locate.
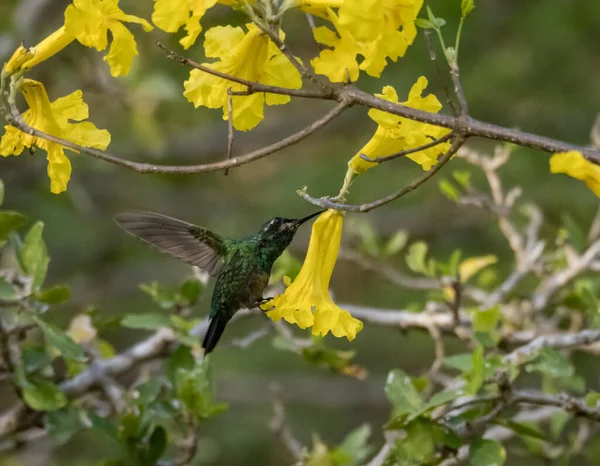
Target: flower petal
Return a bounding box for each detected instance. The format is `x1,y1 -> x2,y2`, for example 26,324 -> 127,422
46,144 -> 72,194
152,0 -> 189,32
104,21 -> 138,77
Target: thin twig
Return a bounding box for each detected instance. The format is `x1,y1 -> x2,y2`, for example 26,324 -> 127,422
224,88 -> 234,176
424,30 -> 458,116
5,93 -> 349,174
359,132 -> 455,164
299,136 -> 466,212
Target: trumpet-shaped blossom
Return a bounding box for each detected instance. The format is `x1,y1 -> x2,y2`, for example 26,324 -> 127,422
264,210 -> 363,341
64,0 -> 153,77
0,80 -> 111,194
348,76 -> 452,175
183,24 -> 302,131
305,0 -> 423,81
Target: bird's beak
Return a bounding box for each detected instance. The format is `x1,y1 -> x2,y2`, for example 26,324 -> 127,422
292,210 -> 325,227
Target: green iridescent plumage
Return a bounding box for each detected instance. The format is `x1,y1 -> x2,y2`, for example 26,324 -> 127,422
115,210 -> 321,353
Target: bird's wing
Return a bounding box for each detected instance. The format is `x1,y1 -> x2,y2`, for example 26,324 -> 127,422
115,211 -> 229,277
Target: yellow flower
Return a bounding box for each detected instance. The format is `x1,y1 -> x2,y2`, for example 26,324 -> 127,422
306,0 -> 422,81
64,0 -> 153,77
0,79 -> 111,194
183,24 -> 302,131
4,45 -> 35,73
550,151 -> 600,197
152,0 -> 228,50
348,77 -> 451,174
265,210 -> 363,341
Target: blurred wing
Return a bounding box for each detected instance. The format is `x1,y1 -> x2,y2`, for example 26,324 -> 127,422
115,211 -> 228,277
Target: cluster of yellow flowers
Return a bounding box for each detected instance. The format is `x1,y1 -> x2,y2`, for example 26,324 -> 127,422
1,0 -> 598,343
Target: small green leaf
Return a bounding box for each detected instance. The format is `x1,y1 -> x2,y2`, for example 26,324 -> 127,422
443,353 -> 473,373
384,230 -> 408,257
121,313 -> 171,330
385,369 -> 424,420
461,0 -> 475,17
179,278 -> 202,305
331,424 -> 372,465
425,388 -> 462,410
23,379 -> 68,411
406,242 -> 435,277
46,406 -> 83,444
36,285 -> 71,305
452,170 -> 472,189
415,18 -> 434,29
391,419 -> 440,464
21,345 -> 53,374
139,281 -> 177,309
22,221 -> 49,290
0,211 -> 28,240
33,316 -> 86,362
0,278 -> 16,300
467,346 -> 484,395
439,179 -> 460,201
526,348 -> 574,378
134,378 -> 163,406
496,420 -> 546,441
586,391 -> 600,407
473,307 -> 500,333
469,437 -> 506,466
358,221 -> 380,258
146,425 -> 167,464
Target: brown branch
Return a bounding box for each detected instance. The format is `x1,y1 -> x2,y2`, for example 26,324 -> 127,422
5,94 -> 349,174
299,136 -> 466,212
224,88 -> 234,176
157,41 -> 328,100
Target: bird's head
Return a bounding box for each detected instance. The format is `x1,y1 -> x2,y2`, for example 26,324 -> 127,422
259,211 -> 324,246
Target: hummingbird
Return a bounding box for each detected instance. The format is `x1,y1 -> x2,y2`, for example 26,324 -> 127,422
114,210 -> 323,353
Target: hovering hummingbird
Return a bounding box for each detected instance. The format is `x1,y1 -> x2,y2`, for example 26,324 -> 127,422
114,210 -> 323,353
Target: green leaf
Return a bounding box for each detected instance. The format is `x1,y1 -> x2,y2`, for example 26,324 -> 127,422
496,420 -> 546,441
166,346 -> 195,385
139,281 -> 177,309
146,425 -> 167,464
415,18 -> 434,29
174,357 -> 228,420
439,179 -> 460,201
134,378 -> 163,406
0,211 -> 28,240
331,424 -> 372,465
406,242 -> 435,277
36,285 -> 71,305
121,313 -> 171,330
0,278 -> 16,300
384,230 -> 408,257
33,316 -> 86,362
469,437 -> 506,466
473,307 -> 500,333
46,406 -> 83,444
22,221 -> 49,290
385,369 -> 424,420
525,348 -> 574,378
425,388 -> 462,410
179,278 -> 202,305
21,345 -> 53,374
461,0 -> 475,17
357,221 -> 380,258
443,353 -> 473,372
22,379 -> 68,411
452,170 -> 472,190
467,346 -> 484,395
391,419 -> 440,465
586,391 -> 600,407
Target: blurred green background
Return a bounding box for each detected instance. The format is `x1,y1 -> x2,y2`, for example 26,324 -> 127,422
1,0 -> 599,464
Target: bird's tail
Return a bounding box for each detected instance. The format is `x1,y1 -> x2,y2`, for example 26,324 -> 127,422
202,313 -> 229,354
